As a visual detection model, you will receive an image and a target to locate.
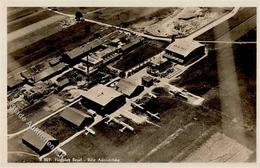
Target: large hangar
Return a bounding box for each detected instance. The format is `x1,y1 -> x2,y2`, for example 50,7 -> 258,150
164,39 -> 205,64
22,129 -> 59,156
81,84 -> 126,115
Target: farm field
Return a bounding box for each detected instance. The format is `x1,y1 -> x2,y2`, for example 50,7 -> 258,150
183,132 -> 253,162
194,7 -> 256,41
8,9 -> 56,33
8,20 -> 107,75
8,95 -> 63,134
8,15 -> 67,43
8,8 -> 42,23
39,115 -> 78,142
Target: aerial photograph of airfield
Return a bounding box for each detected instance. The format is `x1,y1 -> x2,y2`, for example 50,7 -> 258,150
7,7 -> 256,162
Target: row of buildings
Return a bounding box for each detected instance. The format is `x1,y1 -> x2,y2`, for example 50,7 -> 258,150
8,32 -> 205,92
62,30 -> 144,78
62,30 -> 143,66
21,39 -> 206,156
8,57 -> 67,92
21,61 -> 68,84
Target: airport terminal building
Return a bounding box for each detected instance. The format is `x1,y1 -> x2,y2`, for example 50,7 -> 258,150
164,39 -> 205,64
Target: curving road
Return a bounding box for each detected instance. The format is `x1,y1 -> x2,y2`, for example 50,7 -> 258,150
46,7 -> 239,42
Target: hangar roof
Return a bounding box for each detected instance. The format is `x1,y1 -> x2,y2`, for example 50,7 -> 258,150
82,84 -> 123,106
22,128 -> 57,151
60,107 -> 92,128
117,78 -> 141,97
165,39 -> 204,57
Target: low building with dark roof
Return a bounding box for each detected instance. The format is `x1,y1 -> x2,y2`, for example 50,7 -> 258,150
23,62 -> 68,83
142,76 -> 154,87
22,129 -> 59,156
116,78 -> 144,98
56,78 -> 70,89
81,84 -> 126,115
48,57 -> 60,67
120,37 -> 144,53
73,62 -> 98,76
82,55 -> 103,68
147,57 -> 172,76
23,82 -> 50,103
35,63 -> 67,82
60,107 -> 94,129
81,45 -> 118,68
9,99 -> 31,112
62,39 -> 103,64
8,76 -> 25,91
164,39 -> 205,64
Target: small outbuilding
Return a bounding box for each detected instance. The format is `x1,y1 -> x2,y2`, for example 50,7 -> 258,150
48,57 -> 60,67
142,76 -> 154,87
147,57 -> 172,76
56,78 -> 70,89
